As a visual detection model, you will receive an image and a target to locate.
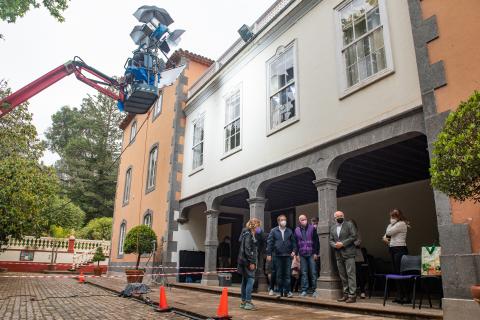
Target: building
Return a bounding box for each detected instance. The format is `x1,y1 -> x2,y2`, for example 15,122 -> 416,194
109,50 -> 213,273
110,1 -> 479,318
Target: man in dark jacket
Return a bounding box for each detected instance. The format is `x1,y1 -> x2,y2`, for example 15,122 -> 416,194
266,214 -> 297,298
294,214 -> 320,297
329,211 -> 358,303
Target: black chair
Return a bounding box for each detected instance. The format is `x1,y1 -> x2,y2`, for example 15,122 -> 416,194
418,275 -> 443,309
367,255 -> 387,298
383,255 -> 421,307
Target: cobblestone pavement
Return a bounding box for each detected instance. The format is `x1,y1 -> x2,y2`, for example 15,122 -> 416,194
0,274 -> 185,320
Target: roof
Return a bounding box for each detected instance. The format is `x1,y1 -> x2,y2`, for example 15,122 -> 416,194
119,49 -> 213,130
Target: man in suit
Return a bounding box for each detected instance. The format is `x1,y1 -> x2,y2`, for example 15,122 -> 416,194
329,211 -> 358,303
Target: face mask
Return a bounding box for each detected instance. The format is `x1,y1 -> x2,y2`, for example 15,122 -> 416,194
390,218 -> 398,224
279,220 -> 287,227
336,218 -> 344,224
300,220 -> 307,227
313,224 -> 318,229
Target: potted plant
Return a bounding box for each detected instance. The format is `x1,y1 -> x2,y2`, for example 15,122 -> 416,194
92,246 -> 106,276
123,225 -> 157,283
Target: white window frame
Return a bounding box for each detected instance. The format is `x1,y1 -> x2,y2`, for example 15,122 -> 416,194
152,93 -> 163,120
123,167 -> 132,205
129,121 -> 137,143
266,39 -> 300,136
334,0 -> 394,98
190,114 -> 205,174
146,145 -> 158,191
143,211 -> 152,227
118,222 -> 126,255
222,85 -> 242,159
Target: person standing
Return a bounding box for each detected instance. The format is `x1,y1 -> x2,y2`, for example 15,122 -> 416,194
294,214 -> 320,297
266,214 -> 297,298
383,208 -> 410,303
329,211 -> 358,303
237,218 -> 261,310
217,236 -> 231,269
350,219 -> 367,299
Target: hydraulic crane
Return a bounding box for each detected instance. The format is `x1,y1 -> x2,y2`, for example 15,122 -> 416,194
0,6 -> 185,119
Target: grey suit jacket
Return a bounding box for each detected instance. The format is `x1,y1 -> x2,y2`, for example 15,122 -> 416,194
329,221 -> 357,259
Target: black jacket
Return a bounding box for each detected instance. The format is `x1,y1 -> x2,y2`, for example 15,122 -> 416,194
266,226 -> 297,257
238,228 -> 258,265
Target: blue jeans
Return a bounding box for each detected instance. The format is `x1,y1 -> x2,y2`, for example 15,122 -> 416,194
241,276 -> 255,302
300,255 -> 317,292
275,256 -> 292,295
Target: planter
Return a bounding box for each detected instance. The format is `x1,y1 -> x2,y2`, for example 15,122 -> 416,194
93,267 -> 103,277
125,269 -> 144,283
471,284 -> 480,302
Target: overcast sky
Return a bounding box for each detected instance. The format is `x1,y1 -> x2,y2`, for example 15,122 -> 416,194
0,0 -> 273,164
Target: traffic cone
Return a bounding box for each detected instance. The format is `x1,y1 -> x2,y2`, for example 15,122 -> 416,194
214,287 -> 231,320
78,272 -> 85,284
156,286 -> 172,312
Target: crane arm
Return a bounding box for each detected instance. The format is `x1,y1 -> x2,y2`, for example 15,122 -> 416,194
0,59 -> 124,119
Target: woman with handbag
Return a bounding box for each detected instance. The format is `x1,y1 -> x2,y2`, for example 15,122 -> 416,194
237,218 -> 261,310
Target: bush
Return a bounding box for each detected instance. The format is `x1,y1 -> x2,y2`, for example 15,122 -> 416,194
123,225 -> 157,269
77,217 -> 112,240
430,91 -> 480,202
92,246 -> 106,267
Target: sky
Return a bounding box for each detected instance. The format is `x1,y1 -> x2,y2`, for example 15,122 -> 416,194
0,0 -> 274,165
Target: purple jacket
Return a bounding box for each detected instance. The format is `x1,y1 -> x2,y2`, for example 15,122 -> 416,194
294,224 -> 320,257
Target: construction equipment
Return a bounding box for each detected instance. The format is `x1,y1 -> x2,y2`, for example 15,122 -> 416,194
0,6 -> 185,119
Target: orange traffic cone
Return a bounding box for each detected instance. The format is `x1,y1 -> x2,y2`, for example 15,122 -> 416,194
214,287 -> 232,320
78,272 -> 85,284
156,286 -> 172,312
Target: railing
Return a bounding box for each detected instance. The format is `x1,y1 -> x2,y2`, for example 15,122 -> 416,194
4,236 -> 110,254
72,247 -> 97,270
6,236 -> 69,251
187,0 -> 294,99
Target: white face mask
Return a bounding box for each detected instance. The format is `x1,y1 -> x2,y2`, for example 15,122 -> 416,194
279,220 -> 287,228
390,218 -> 398,224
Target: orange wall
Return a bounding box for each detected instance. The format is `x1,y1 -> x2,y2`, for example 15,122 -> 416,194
110,58 -> 210,265
422,0 -> 480,252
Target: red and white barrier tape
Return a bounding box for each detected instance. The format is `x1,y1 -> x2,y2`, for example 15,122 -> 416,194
0,269 -> 237,279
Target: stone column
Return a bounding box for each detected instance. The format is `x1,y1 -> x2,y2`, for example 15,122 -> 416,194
201,209 -> 220,286
313,178 -> 343,299
247,197 -> 268,291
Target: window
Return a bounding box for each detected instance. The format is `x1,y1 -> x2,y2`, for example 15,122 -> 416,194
123,168 -> 132,204
20,250 -> 34,261
267,42 -> 298,132
224,90 -> 241,153
337,0 -> 390,90
192,116 -> 205,170
146,146 -> 158,191
143,211 -> 152,227
118,222 -> 126,255
153,93 -> 163,120
130,121 -> 137,143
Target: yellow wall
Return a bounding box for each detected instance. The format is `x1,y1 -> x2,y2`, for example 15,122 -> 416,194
422,0 -> 480,252
110,57 -> 211,265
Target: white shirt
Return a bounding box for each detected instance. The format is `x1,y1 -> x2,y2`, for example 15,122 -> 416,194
279,226 -> 286,240
336,223 -> 343,237
385,221 -> 408,247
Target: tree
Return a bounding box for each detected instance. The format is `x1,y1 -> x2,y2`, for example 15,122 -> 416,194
123,225 -> 157,270
0,81 -> 45,161
45,94 -> 123,221
0,157 -> 59,246
0,0 -> 70,23
92,246 -> 106,267
77,217 -> 112,240
44,196 -> 85,232
430,91 -> 480,202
